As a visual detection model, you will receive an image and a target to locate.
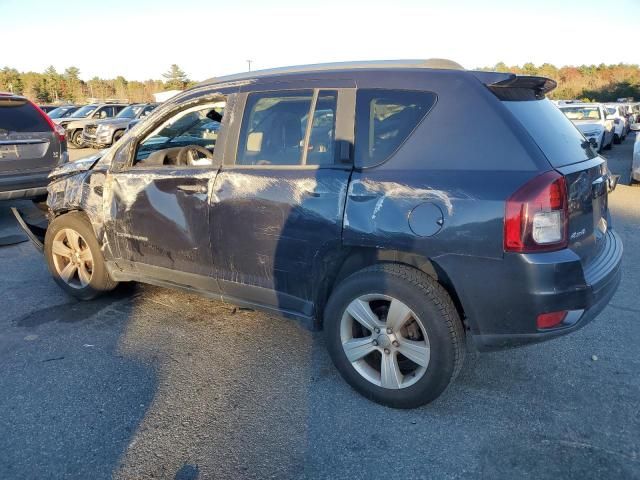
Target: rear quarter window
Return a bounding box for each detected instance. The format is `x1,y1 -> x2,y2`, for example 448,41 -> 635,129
355,89 -> 437,167
503,99 -> 596,167
0,100 -> 50,133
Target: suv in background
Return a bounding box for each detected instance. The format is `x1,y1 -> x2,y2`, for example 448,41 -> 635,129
0,93 -> 67,201
47,105 -> 80,120
82,103 -> 158,148
559,103 -> 615,151
16,60 -> 622,408
54,103 -> 128,147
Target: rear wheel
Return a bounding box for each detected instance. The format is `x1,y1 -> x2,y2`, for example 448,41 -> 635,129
324,264 -> 465,408
44,212 -> 118,300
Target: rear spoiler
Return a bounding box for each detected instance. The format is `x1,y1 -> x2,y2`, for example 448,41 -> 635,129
471,71 -> 557,100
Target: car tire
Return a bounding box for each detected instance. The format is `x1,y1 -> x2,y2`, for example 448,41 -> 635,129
112,130 -> 124,144
323,263 -> 465,409
70,130 -> 84,149
44,211 -> 118,300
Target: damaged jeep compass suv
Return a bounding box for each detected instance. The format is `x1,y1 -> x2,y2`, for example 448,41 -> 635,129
19,60 -> 622,408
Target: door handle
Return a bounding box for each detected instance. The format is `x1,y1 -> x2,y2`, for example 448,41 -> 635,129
177,184 -> 207,194
302,189 -> 322,198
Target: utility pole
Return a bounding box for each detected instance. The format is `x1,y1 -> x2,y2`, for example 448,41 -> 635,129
247,60 -> 253,72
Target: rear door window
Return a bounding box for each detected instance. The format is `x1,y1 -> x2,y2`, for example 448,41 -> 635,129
0,100 -> 50,132
504,99 -> 597,167
236,90 -> 338,166
355,89 -> 437,167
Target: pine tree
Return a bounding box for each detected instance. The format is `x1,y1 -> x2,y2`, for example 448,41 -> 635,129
162,64 -> 189,90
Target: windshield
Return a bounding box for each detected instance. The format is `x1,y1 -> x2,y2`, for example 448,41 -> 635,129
115,105 -> 143,119
504,98 -> 596,167
560,106 -> 601,121
48,106 -> 77,119
70,105 -> 97,118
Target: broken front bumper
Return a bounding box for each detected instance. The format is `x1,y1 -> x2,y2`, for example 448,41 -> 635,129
10,206 -> 47,251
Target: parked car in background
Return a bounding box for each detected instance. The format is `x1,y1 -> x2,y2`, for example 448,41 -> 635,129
15,60 -> 622,408
0,93 -> 67,201
47,105 -> 80,119
605,104 -> 629,143
82,103 -> 158,148
559,103 -> 614,151
54,103 -> 128,148
38,105 -> 58,113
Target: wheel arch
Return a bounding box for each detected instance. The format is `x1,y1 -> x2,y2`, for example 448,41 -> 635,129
314,247 -> 467,330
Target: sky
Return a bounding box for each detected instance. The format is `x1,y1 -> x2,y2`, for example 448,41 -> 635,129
2,0 -> 639,82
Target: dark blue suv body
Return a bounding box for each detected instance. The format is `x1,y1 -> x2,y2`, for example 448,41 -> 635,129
19,60 -> 622,408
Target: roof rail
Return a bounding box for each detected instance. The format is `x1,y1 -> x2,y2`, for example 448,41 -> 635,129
201,58 -> 464,85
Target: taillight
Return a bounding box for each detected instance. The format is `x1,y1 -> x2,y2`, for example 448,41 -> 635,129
504,171 -> 568,252
28,100 -> 66,142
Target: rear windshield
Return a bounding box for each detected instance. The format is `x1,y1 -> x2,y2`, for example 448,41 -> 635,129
0,100 -> 50,133
503,99 -> 596,167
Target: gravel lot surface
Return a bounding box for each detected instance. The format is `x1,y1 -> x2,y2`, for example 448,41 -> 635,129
0,137 -> 638,479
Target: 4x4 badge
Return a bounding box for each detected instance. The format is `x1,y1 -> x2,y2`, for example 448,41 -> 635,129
570,228 -> 586,240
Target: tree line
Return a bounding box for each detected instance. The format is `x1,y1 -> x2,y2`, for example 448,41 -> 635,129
0,64 -> 193,104
486,62 -> 640,101
2,62 -> 639,104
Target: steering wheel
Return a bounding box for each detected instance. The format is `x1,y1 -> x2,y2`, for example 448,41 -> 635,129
176,145 -> 214,166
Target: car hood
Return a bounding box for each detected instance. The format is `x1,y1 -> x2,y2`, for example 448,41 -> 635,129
48,151 -> 105,180
93,118 -> 132,128
53,116 -> 90,125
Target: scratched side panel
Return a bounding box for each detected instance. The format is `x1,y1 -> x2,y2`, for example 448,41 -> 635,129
344,169 -> 537,259
210,167 -> 350,312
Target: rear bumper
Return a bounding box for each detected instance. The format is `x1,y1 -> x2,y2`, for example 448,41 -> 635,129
473,248 -> 621,350
0,186 -> 48,201
0,170 -> 50,201
439,229 -> 623,351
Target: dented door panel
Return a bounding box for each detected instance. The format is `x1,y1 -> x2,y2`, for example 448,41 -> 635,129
110,167 -> 218,278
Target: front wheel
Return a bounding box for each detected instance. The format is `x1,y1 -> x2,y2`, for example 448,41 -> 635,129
324,264 -> 465,408
71,130 -> 84,148
44,212 -> 118,300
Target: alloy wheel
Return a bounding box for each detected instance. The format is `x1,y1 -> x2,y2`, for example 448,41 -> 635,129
51,228 -> 94,289
340,294 -> 430,389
